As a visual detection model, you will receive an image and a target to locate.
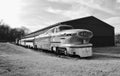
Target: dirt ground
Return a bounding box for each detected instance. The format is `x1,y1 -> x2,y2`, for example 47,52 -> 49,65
1,43 -> 120,76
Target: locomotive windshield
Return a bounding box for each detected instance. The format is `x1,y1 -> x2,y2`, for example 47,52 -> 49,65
59,25 -> 73,31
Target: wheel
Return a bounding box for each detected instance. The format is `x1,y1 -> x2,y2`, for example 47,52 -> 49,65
57,47 -> 67,55
51,47 -> 54,52
51,47 -> 56,51
34,45 -> 37,49
64,49 -> 68,55
56,47 -> 60,54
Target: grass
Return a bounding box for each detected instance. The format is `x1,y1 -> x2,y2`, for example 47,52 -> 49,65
1,43 -> 120,76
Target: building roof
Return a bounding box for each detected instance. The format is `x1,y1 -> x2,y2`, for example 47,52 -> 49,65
23,16 -> 114,38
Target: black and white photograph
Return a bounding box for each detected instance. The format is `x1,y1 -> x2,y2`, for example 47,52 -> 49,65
0,0 -> 120,76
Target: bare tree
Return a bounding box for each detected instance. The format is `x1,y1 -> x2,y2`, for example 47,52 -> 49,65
0,21 -> 29,42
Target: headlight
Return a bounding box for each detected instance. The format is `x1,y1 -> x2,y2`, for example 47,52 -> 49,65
77,31 -> 93,38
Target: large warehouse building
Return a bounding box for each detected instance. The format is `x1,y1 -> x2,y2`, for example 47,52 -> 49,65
24,16 -> 115,47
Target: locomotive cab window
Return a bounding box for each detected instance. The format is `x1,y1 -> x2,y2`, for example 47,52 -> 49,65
45,28 -> 55,34
49,28 -> 55,33
59,25 -> 73,31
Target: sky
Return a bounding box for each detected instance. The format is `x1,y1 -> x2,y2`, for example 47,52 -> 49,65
0,0 -> 120,34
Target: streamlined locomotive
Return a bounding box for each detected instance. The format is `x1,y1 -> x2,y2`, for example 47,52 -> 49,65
19,25 -> 93,57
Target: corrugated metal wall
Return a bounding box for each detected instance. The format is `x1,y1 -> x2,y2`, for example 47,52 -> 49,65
60,16 -> 115,47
